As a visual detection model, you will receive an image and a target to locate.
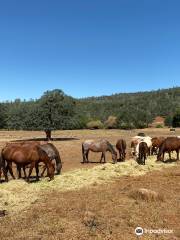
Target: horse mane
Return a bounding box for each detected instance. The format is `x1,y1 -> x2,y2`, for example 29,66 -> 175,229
107,142 -> 116,154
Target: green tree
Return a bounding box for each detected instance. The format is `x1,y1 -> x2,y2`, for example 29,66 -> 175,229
0,103 -> 7,129
38,89 -> 76,139
172,109 -> 180,128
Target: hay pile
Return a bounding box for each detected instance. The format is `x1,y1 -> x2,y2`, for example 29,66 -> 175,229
129,188 -> 164,202
0,156 -> 177,214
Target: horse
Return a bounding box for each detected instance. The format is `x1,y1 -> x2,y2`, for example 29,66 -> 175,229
131,136 -> 152,156
137,142 -> 149,165
116,139 -> 126,161
82,139 -> 117,164
157,137 -> 180,162
151,137 -> 165,155
1,144 -> 55,182
6,141 -> 62,178
40,143 -> 62,176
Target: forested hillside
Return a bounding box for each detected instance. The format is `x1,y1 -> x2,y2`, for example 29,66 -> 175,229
76,87 -> 180,128
0,87 -> 179,130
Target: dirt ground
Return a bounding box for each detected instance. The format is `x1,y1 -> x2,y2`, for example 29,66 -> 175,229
0,128 -> 180,240
0,166 -> 180,240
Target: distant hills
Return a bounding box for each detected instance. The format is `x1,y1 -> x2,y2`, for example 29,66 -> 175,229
76,87 -> 180,128
0,87 -> 180,130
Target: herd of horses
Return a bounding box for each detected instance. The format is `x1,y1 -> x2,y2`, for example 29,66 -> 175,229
82,135 -> 180,165
0,134 -> 180,183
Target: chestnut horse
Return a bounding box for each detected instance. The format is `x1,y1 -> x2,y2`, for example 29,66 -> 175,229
157,137 -> 180,162
116,139 -> 126,161
151,137 -> 165,155
82,139 -> 117,163
1,144 -> 55,182
5,141 -> 62,178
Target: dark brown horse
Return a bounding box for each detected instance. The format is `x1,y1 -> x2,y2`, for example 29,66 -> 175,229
82,139 -> 117,163
1,144 -> 55,182
138,142 -> 149,165
116,139 -> 126,161
157,137 -> 180,162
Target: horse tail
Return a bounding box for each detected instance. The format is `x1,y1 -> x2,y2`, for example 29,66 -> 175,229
157,141 -> 165,161
55,149 -> 62,175
0,151 -> 8,182
82,143 -> 85,163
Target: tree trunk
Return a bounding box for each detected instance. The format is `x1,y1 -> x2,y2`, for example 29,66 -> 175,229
45,130 -> 52,141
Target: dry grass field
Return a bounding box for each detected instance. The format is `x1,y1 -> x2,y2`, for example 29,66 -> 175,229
0,128 -> 180,240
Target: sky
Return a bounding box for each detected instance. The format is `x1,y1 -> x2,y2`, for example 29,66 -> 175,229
0,0 -> 179,101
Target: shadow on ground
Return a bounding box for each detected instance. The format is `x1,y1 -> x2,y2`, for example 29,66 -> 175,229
11,137 -> 79,142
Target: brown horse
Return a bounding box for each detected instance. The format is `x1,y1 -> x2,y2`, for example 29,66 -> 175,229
157,137 -> 180,162
5,141 -> 62,178
116,139 -> 126,161
1,144 -> 55,182
82,139 -> 117,164
151,137 -> 165,155
138,142 -> 149,165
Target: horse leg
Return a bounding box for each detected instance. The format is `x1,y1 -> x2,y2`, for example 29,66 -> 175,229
82,145 -> 87,163
118,150 -> 120,161
27,162 -> 35,182
144,153 -> 146,165
23,166 -> 27,179
162,152 -> 165,162
169,151 -> 171,160
17,165 -> 21,179
35,163 -> 39,181
103,152 -> 106,163
100,153 -> 103,163
123,151 -> 126,161
41,165 -> 47,177
176,150 -> 179,161
86,150 -> 89,163
7,163 -> 16,179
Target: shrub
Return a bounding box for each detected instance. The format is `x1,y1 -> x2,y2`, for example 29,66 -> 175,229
86,120 -> 104,129
156,124 -> 163,128
104,116 -> 117,129
118,121 -> 135,130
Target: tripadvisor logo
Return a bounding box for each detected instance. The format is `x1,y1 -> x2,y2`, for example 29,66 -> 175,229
135,227 -> 144,236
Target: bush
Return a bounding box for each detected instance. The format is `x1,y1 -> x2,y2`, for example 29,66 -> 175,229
86,120 -> 104,129
104,116 -> 117,129
172,110 -> 180,128
118,121 -> 135,130
156,124 -> 163,128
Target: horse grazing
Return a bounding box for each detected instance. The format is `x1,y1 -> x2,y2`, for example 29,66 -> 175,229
137,142 -> 149,165
40,143 -> 62,176
131,136 -> 152,157
6,141 -> 62,178
116,139 -> 126,161
1,144 -> 55,182
151,137 -> 165,155
157,137 -> 180,162
82,139 -> 117,164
